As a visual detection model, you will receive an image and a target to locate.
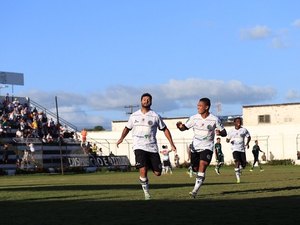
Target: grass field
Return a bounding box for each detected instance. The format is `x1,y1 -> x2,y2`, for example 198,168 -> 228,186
0,165 -> 299,225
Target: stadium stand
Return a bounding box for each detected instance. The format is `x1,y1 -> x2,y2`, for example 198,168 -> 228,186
0,95 -> 130,175
0,95 -> 81,174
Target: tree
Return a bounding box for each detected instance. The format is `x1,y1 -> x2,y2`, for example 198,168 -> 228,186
92,125 -> 105,131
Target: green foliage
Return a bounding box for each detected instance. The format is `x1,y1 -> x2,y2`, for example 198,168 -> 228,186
179,160 -> 191,168
266,159 -> 295,165
87,125 -> 105,131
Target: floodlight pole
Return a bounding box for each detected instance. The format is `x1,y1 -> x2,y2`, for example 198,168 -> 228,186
55,96 -> 64,175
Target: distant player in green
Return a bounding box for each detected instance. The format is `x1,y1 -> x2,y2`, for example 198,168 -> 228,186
214,137 -> 224,175
250,140 -> 264,172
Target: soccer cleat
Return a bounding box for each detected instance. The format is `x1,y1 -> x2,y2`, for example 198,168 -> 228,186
236,178 -> 241,184
144,192 -> 151,200
249,169 -> 253,172
260,169 -> 264,172
215,168 -> 220,175
189,191 -> 197,199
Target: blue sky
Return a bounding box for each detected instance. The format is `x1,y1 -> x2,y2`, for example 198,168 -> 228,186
1,0 -> 300,129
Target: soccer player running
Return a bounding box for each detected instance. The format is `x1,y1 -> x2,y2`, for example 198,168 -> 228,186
117,93 -> 176,200
176,97 -> 227,198
214,137 -> 224,175
226,117 -> 251,183
160,145 -> 173,175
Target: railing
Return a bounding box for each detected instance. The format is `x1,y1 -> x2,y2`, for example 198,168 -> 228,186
28,98 -> 78,133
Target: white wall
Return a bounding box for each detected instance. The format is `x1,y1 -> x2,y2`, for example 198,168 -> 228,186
81,118 -> 300,166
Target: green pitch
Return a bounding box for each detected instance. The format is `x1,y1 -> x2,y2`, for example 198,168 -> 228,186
0,165 -> 299,225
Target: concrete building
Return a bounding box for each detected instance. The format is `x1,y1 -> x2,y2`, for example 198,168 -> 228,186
85,103 -> 300,166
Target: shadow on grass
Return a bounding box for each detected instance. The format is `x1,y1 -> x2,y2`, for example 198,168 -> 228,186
0,182 -> 234,192
222,186 -> 300,195
1,195 -> 299,225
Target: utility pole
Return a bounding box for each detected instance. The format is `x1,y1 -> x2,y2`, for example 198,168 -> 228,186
55,96 -> 64,175
124,105 -> 139,115
215,102 -> 222,116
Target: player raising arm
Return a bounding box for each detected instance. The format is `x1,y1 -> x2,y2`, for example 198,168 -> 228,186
176,97 -> 226,198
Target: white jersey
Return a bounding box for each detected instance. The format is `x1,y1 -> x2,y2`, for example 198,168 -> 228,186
184,113 -> 225,152
227,127 -> 250,152
126,109 -> 166,153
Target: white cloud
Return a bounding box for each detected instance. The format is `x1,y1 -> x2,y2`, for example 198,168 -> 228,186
240,25 -> 271,40
292,19 -> 300,28
18,78 -> 277,129
271,37 -> 288,49
286,89 -> 300,100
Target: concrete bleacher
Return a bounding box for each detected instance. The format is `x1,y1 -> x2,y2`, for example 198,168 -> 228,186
0,95 -> 82,175
0,95 -> 130,175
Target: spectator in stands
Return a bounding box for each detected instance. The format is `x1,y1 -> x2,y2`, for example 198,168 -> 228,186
30,118 -> 39,138
81,128 -> 87,146
0,124 -> 4,137
27,143 -> 35,162
22,149 -> 30,167
41,112 -> 48,137
86,142 -> 92,154
96,147 -> 103,156
1,116 -> 10,137
47,118 -> 55,136
91,143 -> 98,156
16,128 -> 23,138
12,97 -> 19,106
2,144 -> 9,164
46,133 -> 53,143
18,118 -> 26,136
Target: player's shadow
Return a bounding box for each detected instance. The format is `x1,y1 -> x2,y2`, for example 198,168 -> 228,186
1,195 -> 299,225
222,185 -> 300,194
0,182 -> 234,192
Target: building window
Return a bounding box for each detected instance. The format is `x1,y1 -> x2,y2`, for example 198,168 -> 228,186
258,115 -> 270,123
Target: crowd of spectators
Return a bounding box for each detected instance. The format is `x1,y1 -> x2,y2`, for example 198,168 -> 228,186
0,94 -> 76,143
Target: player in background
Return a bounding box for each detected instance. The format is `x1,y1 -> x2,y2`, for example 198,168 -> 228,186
117,93 -> 176,200
226,117 -> 251,183
176,97 -> 227,198
250,140 -> 264,172
160,145 -> 173,174
214,137 -> 224,175
187,143 -> 196,178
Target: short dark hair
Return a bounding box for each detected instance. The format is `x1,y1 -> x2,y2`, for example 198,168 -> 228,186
200,97 -> 211,109
141,93 -> 152,101
234,117 -> 242,123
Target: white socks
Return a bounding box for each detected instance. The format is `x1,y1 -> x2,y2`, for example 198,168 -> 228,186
192,172 -> 205,193
139,176 -> 149,194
